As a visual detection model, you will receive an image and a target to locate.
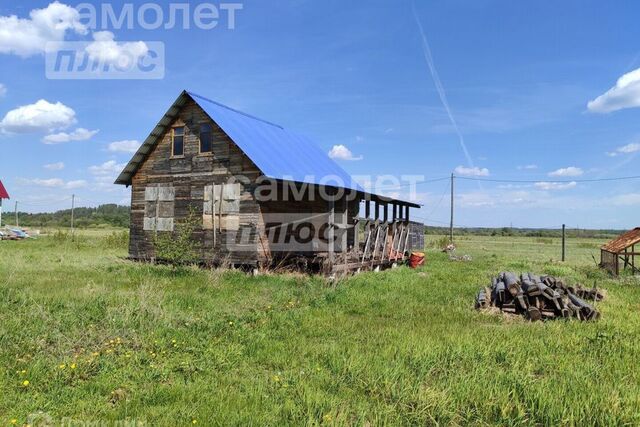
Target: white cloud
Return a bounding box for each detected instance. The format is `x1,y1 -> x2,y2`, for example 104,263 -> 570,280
85,31 -> 148,67
454,165 -> 490,177
0,99 -> 75,133
606,142 -> 640,157
534,181 -> 577,191
65,179 -> 87,189
0,2 -> 87,57
43,127 -> 98,144
108,139 -> 141,153
18,177 -> 87,189
610,193 -> 640,206
0,84 -> 6,97
43,162 -> 64,171
89,160 -> 126,175
548,166 -> 583,177
517,164 -> 538,170
588,67 -> 640,113
328,144 -> 363,161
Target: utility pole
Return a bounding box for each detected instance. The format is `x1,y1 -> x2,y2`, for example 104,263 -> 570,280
14,201 -> 18,227
71,194 -> 75,236
449,173 -> 454,243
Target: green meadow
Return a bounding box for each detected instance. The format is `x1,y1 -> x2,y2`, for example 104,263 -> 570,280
1,230 -> 640,426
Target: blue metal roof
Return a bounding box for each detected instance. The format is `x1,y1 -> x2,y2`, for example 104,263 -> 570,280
116,90 -> 420,207
187,91 -> 364,193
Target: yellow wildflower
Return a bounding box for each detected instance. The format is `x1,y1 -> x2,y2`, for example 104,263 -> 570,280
192,420 -> 198,425
59,364 -> 66,369
22,380 -> 29,387
10,419 -> 17,424
70,363 -> 77,369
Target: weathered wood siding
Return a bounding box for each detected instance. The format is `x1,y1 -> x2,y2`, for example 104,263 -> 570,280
129,99 -> 262,264
128,99 -> 360,266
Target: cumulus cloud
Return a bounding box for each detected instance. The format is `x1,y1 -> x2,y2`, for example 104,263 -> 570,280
328,144 -> 363,161
548,166 -> 583,177
0,99 -> 75,133
107,139 -> 141,153
18,177 -> 87,189
89,160 -> 126,175
85,31 -> 149,67
43,161 -> 64,171
0,84 -> 6,97
534,181 -> 577,191
43,127 -> 98,144
0,2 -> 87,57
588,68 -> 640,113
454,166 -> 490,177
606,142 -> 640,157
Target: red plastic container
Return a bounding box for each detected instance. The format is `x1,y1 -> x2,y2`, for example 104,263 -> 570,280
409,252 -> 425,268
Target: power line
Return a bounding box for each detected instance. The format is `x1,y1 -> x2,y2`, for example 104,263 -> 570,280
456,174 -> 640,184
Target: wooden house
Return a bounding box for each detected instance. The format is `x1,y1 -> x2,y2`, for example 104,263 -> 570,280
115,91 -> 423,273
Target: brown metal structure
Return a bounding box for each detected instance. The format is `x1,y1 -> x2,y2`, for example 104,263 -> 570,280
600,228 -> 640,276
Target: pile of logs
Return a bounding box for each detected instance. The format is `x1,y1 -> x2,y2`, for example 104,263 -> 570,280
475,272 -> 603,321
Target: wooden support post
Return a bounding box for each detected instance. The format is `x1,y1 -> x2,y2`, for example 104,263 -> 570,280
341,197 -> 348,254
211,185 -> 216,248
353,218 -> 360,256
562,224 -> 566,262
219,183 -> 224,232
328,193 -> 335,272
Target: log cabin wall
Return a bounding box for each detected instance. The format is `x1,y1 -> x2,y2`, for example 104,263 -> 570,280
129,99 -> 263,265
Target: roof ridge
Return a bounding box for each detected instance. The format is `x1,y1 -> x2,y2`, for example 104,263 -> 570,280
187,91 -> 284,129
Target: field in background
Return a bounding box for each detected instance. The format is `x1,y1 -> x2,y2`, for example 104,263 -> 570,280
2,230 -> 640,425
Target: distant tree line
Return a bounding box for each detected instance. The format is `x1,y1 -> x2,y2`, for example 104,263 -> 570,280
424,226 -> 621,239
12,204 -> 130,228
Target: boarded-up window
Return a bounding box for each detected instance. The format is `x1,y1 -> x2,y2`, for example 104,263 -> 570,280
203,183 -> 240,231
144,185 -> 175,231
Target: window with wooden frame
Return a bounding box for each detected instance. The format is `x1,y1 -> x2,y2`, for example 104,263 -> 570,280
171,126 -> 184,157
199,123 -> 213,154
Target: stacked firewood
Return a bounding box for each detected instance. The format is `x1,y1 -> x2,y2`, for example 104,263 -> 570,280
475,272 -> 603,321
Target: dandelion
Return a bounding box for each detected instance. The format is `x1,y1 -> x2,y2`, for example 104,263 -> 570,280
323,414 -> 333,422
59,364 -> 66,370
22,380 -> 29,387
192,420 -> 198,425
172,339 -> 177,344
228,321 -> 234,326
70,363 -> 77,370
20,370 -> 26,375
10,419 -> 17,424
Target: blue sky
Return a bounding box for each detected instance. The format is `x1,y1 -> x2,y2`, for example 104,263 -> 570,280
1,0 -> 639,228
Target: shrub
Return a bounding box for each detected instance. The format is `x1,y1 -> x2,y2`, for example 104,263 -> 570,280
153,207 -> 200,265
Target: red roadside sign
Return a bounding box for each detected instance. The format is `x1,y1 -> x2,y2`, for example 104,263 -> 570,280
0,180 -> 9,199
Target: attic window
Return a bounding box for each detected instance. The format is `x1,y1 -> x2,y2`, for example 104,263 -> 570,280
200,123 -> 212,153
172,126 -> 184,157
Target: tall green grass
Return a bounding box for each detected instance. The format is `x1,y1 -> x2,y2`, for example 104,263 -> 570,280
1,231 -> 639,425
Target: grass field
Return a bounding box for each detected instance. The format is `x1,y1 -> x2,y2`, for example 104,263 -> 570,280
2,230 -> 640,426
